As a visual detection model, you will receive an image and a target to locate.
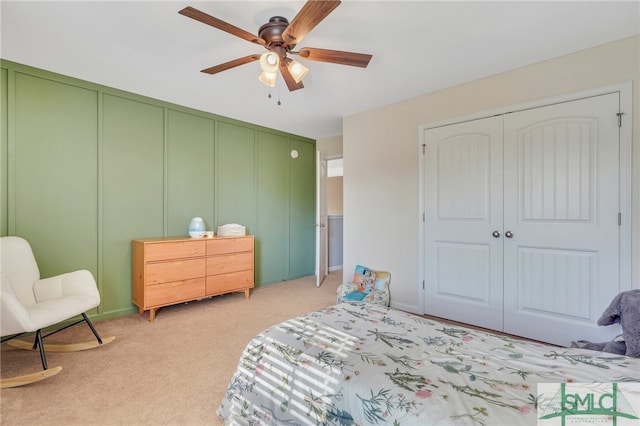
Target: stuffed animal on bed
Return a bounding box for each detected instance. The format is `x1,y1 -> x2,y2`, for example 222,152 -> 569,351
571,289 -> 640,358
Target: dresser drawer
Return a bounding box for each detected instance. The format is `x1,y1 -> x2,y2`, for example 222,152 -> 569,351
206,270 -> 254,295
144,240 -> 206,262
206,237 -> 253,255
206,252 -> 253,274
145,278 -> 205,308
145,258 -> 205,285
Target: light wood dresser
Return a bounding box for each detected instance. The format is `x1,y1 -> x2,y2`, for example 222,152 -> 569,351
132,235 -> 254,321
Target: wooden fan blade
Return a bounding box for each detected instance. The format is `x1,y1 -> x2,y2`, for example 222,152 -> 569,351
280,63 -> 304,91
281,0 -> 341,46
201,55 -> 261,75
297,48 -> 372,68
179,6 -> 265,45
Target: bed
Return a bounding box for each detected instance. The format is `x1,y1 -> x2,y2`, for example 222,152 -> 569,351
217,303 -> 640,425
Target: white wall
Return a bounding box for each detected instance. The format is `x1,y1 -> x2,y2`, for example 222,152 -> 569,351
343,36 -> 640,313
316,134 -> 342,159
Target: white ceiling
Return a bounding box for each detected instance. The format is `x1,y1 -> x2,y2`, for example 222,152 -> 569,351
2,1 -> 639,139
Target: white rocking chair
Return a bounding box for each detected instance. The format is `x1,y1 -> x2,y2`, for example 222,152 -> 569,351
0,236 -> 115,388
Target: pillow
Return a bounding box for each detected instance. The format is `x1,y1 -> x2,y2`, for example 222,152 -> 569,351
373,271 -> 390,291
353,265 -> 375,292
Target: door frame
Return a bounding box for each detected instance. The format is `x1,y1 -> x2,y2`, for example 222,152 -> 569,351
315,149 -> 328,287
417,81 -> 633,315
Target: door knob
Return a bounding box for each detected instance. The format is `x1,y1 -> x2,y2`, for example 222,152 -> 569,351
505,230 -> 514,238
492,230 -> 501,238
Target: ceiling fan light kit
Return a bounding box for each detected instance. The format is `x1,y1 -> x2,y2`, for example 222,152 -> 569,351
258,71 -> 277,88
259,52 -> 280,73
179,0 -> 372,96
287,60 -> 309,84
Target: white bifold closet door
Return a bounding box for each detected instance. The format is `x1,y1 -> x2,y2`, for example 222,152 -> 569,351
424,93 -> 621,346
423,115 -> 505,331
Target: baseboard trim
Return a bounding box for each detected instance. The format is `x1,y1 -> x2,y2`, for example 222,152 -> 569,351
390,301 -> 421,315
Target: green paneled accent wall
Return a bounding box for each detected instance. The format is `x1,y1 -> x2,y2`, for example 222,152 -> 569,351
216,122 -> 256,233
1,59 -> 316,321
167,109 -> 215,235
256,131 -> 289,283
1,68 -> 7,236
102,94 -> 165,314
13,73 -> 99,281
289,139 -> 316,278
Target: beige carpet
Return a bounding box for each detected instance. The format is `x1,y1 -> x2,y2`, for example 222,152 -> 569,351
0,271 -> 342,426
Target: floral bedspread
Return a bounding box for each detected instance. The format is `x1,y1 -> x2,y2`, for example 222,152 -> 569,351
217,303 -> 640,425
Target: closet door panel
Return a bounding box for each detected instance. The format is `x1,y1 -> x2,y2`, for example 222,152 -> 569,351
423,116 -> 503,330
503,93 -> 620,346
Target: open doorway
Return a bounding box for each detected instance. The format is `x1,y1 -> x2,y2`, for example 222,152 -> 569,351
326,157 -> 343,271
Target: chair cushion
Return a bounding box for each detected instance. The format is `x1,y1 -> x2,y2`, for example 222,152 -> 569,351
27,295 -> 99,330
342,290 -> 368,301
0,237 -> 40,306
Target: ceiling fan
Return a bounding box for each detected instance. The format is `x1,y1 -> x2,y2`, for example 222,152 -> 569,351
178,0 -> 372,92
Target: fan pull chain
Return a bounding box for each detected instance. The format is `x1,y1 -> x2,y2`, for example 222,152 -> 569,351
264,74 -> 282,105
277,81 -> 282,106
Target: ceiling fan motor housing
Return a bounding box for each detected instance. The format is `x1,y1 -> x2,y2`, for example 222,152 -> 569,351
259,16 -> 292,50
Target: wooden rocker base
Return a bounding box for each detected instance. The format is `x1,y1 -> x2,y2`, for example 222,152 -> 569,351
0,366 -> 63,388
7,335 -> 116,352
